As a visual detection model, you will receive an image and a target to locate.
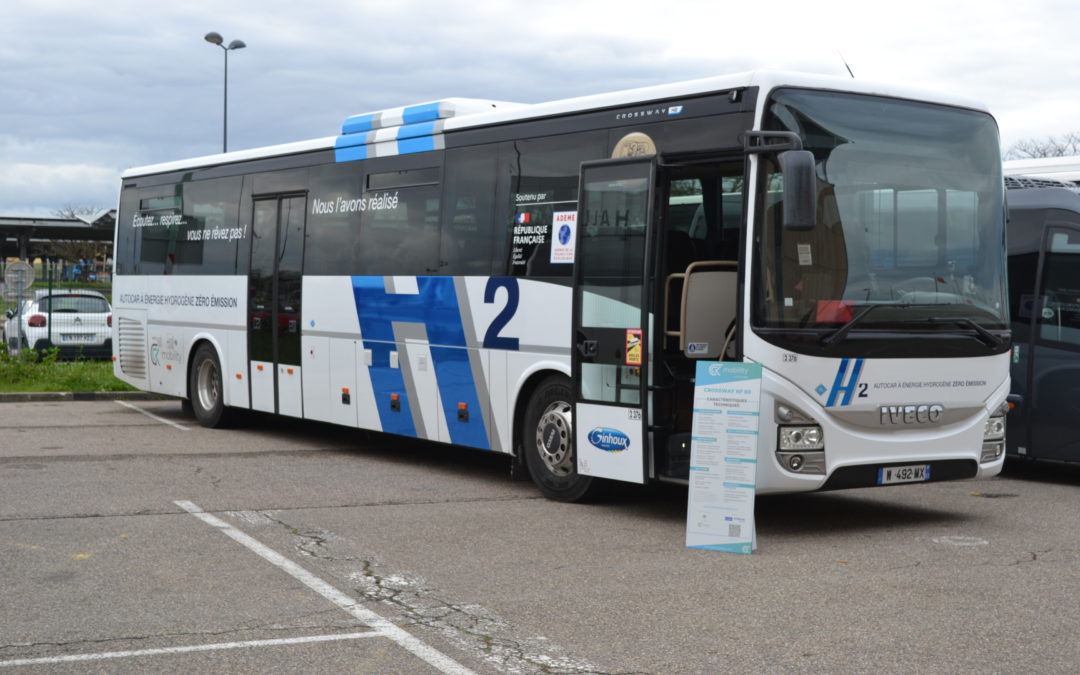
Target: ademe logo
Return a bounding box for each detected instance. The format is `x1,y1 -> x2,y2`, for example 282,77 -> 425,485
587,427 -> 631,452
558,223 -> 572,245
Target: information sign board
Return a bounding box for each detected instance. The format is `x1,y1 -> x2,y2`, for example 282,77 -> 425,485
686,361 -> 762,553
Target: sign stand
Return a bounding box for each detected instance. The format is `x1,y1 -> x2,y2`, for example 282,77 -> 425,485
685,361 -> 762,553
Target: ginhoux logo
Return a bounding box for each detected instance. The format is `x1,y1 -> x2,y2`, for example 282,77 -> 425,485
587,427 -> 630,452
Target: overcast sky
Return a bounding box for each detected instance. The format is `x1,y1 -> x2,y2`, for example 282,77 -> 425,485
2,0 -> 1078,217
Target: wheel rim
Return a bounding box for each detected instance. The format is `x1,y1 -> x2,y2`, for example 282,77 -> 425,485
196,357 -> 219,412
535,400 -> 573,476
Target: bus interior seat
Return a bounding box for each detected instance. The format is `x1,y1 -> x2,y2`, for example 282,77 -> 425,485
776,185 -> 849,322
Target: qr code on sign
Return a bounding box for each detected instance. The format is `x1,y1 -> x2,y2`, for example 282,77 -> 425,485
728,523 -> 741,538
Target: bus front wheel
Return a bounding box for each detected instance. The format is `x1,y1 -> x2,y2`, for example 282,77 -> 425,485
189,343 -> 230,428
522,375 -> 597,502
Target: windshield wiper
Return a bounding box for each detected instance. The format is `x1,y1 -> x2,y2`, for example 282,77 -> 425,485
925,316 -> 1007,349
819,304 -> 1007,349
819,303 -> 893,347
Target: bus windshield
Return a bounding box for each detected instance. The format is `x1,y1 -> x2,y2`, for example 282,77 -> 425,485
754,88 -> 1008,356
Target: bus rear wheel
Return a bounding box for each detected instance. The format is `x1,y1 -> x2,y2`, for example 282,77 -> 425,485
522,375 -> 597,502
189,343 -> 230,428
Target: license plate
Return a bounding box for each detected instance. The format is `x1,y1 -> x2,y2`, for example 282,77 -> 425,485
61,334 -> 93,343
877,464 -> 931,485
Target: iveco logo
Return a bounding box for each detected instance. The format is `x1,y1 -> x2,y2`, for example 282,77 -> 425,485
880,404 -> 945,425
587,427 -> 631,452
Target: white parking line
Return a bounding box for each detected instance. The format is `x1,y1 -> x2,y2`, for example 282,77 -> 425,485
0,632 -> 377,668
115,400 -> 190,431
174,500 -> 476,675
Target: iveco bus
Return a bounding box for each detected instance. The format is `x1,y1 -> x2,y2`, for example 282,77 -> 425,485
113,70 -> 1010,501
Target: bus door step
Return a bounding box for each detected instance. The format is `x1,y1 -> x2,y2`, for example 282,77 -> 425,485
659,432 -> 692,479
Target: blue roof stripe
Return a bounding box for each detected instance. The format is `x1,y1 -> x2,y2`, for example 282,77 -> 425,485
334,144 -> 369,163
334,133 -> 371,150
341,112 -> 377,135
402,102 -> 442,125
395,121 -> 436,140
398,136 -> 437,155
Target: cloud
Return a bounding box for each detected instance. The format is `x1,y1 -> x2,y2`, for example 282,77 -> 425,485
0,163 -> 119,217
3,0 -> 1080,216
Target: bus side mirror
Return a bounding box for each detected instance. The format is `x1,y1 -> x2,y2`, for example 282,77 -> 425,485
778,150 -> 817,231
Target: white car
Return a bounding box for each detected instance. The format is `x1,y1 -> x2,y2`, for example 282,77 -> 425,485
3,289 -> 112,358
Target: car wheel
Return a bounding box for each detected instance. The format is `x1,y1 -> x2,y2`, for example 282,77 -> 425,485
522,374 -> 598,502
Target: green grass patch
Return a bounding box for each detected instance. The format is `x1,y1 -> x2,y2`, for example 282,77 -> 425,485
0,349 -> 137,393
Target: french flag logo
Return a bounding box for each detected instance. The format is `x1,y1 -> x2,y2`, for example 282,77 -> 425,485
515,212 -> 531,224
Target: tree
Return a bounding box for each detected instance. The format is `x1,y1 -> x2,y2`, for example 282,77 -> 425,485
1004,132 -> 1080,160
52,204 -> 105,220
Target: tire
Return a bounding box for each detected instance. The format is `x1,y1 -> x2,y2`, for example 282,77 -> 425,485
522,375 -> 597,502
188,343 -> 230,428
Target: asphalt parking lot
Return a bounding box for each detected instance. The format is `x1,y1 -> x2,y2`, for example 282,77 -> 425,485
1,399 -> 1079,673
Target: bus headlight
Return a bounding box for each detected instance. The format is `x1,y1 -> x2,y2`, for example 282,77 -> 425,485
779,425 -> 824,451
983,415 -> 1005,442
981,412 -> 1006,463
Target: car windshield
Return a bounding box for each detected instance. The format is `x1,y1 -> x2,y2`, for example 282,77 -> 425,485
39,295 -> 109,313
753,88 -> 1007,355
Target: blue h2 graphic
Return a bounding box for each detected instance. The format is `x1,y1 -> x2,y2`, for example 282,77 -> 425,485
825,358 -> 865,407
352,276 -> 489,449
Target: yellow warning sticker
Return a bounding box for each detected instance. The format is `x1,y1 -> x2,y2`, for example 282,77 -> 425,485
626,329 -> 642,365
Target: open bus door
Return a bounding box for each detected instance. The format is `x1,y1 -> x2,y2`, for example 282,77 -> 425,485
572,158 -> 655,484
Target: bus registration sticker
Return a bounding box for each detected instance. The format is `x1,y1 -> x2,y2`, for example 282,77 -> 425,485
877,464 -> 931,485
625,329 -> 642,365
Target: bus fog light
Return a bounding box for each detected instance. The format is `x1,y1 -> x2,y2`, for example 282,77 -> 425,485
775,450 -> 825,474
779,425 -> 824,451
984,415 -> 1005,442
981,441 -> 1004,462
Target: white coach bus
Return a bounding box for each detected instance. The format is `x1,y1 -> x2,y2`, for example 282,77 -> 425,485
113,70 -> 1011,501
1003,156 -> 1080,185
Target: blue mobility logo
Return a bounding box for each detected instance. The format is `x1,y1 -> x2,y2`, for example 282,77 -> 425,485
708,362 -> 751,378
824,358 -> 865,407
588,427 -> 631,452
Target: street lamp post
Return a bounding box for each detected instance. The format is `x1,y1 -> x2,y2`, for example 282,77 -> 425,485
204,31 -> 246,154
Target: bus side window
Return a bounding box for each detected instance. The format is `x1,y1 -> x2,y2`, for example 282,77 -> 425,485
115,187 -> 141,275
664,166 -> 743,275
176,177 -> 244,275
134,186 -> 181,275
504,131 -> 606,278
440,145 -> 498,276
358,183 -> 441,276
1037,227 -> 1080,347
305,163 -> 364,276
665,178 -> 703,273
